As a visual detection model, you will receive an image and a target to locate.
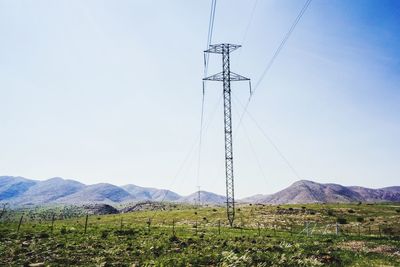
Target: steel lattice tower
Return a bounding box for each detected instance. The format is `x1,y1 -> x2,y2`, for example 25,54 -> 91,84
203,43 -> 250,227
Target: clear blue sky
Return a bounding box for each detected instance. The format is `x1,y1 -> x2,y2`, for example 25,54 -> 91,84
0,0 -> 399,198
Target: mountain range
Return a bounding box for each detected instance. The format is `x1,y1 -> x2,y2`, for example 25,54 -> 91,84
242,180 -> 400,204
0,176 -> 399,207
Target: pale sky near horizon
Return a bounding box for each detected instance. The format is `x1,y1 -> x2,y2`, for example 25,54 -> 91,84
0,0 -> 399,198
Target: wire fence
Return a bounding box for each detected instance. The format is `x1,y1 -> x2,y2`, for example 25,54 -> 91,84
1,211 -> 399,240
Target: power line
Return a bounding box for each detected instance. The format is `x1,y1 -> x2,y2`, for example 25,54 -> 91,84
148,94 -> 223,222
231,98 -> 269,188
197,0 -> 217,201
204,0 -> 217,77
245,110 -> 302,180
240,0 -> 259,48
253,0 -> 312,91
235,0 -> 312,135
156,93 -> 223,205
232,92 -> 302,180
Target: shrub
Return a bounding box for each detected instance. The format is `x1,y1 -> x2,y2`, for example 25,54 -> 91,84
395,208 -> 400,213
356,217 -> 364,223
336,218 -> 347,224
327,210 -> 334,216
60,226 -> 67,235
347,209 -> 355,213
382,227 -> 396,236
101,230 -> 109,239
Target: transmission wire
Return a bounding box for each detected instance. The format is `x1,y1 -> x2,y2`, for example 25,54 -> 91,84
197,0 -> 217,201
232,92 -> 302,180
231,98 -> 269,188
235,0 -> 312,136
149,94 -> 223,222
239,0 -> 259,51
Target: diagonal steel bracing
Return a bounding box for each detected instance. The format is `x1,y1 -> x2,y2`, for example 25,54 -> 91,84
203,43 -> 250,227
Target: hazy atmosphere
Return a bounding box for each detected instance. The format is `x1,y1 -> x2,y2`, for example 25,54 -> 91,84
1,0 -> 399,198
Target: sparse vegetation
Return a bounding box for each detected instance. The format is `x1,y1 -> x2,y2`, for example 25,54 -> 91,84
0,202 -> 399,266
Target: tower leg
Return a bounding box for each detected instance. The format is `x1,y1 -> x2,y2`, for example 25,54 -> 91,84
222,46 -> 235,227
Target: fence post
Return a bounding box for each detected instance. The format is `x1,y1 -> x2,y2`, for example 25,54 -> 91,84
17,215 -> 23,233
378,225 -> 381,237
195,220 -> 198,235
358,224 -> 360,237
306,221 -> 310,237
241,217 -> 244,235
336,223 -> 339,235
257,222 -> 260,236
84,214 -> 88,234
172,219 -> 176,237
218,220 -> 221,235
147,218 -> 151,233
51,214 -> 55,234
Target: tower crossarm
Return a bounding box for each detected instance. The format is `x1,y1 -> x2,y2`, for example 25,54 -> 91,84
203,71 -> 250,82
204,43 -> 241,54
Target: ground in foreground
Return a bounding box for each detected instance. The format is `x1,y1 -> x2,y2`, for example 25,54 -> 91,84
0,203 -> 399,266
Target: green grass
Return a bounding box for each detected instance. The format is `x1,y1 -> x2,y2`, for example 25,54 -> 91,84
0,203 -> 399,266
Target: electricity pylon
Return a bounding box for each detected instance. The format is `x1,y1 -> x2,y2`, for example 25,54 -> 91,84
203,43 -> 250,227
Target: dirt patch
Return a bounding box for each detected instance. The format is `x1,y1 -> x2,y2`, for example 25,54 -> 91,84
337,241 -> 400,258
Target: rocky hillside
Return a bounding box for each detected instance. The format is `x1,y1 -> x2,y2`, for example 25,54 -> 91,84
1,176 -> 399,206
176,191 -> 226,205
243,180 -> 400,204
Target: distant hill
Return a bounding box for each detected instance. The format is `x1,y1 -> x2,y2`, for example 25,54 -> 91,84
243,180 -> 400,204
1,177 -> 85,205
0,176 -> 37,200
122,184 -> 181,201
177,191 -> 226,205
56,183 -> 134,204
1,176 -> 399,206
0,176 -> 183,206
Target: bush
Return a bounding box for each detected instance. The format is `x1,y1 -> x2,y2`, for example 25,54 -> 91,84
347,209 -> 355,213
101,230 -> 109,239
356,217 -> 364,223
336,218 -> 347,224
60,226 -> 67,235
327,210 -> 334,216
382,227 -> 397,236
395,208 -> 400,213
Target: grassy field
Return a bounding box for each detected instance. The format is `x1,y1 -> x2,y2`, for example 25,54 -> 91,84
0,202 -> 399,266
